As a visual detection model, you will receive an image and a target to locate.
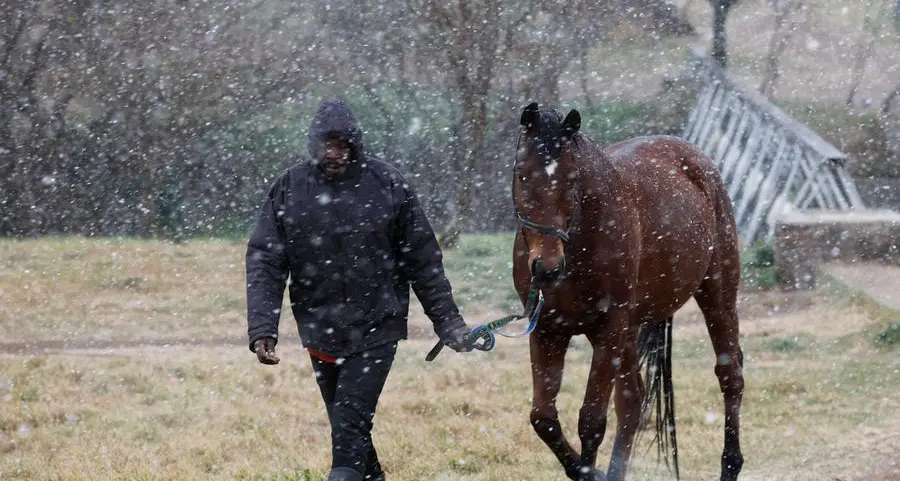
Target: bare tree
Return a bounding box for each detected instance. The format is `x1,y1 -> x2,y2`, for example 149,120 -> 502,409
419,1 -> 629,245
759,0 -> 806,98
508,2 -> 614,106
0,0 -> 712,238
0,0 -> 317,237
312,1 -> 424,161
417,0 -> 513,246
0,0 -> 83,235
884,84 -> 900,168
895,0 -> 900,30
846,0 -> 892,107
708,0 -> 740,68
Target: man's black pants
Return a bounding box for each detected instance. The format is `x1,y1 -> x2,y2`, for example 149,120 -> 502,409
310,341 -> 397,480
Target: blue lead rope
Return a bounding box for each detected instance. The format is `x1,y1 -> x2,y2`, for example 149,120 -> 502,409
426,280 -> 544,362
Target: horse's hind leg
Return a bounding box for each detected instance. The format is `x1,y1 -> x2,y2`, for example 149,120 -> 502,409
694,262 -> 745,481
530,330 -> 581,479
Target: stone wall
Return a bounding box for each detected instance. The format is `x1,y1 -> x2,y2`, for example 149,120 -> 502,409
773,209 -> 900,289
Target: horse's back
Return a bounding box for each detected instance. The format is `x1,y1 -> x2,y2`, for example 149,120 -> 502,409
603,135 -> 721,197
601,135 -> 722,231
598,135 -> 735,318
609,135 -> 739,252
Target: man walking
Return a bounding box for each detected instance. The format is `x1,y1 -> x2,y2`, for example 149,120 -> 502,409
246,100 -> 471,481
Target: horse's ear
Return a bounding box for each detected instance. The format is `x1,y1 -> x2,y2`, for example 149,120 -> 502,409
521,102 -> 539,131
562,109 -> 581,138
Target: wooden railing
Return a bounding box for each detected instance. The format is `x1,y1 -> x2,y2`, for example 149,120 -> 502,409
681,49 -> 865,244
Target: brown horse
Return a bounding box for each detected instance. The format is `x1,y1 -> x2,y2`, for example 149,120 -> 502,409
512,102 -> 744,481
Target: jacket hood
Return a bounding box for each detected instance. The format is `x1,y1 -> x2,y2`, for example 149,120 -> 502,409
307,100 -> 364,163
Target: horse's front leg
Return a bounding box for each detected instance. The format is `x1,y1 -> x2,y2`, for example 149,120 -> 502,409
529,329 -> 580,479
578,311 -> 626,481
607,330 -> 641,481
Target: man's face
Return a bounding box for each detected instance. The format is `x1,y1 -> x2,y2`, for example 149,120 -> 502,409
322,138 -> 351,177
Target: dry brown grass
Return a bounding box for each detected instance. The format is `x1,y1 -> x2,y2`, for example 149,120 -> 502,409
0,237 -> 247,347
0,236 -> 898,480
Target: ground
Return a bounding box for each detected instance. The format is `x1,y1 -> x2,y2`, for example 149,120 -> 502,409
2,261 -> 897,480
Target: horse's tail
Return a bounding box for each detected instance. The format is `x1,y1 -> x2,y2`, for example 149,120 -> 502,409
637,316 -> 679,479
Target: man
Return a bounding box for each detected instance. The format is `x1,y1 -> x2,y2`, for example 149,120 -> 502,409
246,99 -> 471,481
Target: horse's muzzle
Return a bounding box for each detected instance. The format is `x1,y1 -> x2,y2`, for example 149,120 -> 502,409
531,258 -> 565,285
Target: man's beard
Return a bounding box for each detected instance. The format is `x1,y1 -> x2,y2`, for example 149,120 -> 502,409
321,158 -> 350,177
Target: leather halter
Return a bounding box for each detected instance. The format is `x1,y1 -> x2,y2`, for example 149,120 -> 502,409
513,133 -> 577,244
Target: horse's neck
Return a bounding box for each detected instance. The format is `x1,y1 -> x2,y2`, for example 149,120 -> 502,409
574,137 -> 621,197
569,138 -> 631,246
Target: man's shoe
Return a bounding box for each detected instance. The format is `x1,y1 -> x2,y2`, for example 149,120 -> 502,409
327,467 -> 362,481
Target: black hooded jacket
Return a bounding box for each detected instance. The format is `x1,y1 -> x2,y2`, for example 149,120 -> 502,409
246,100 -> 465,357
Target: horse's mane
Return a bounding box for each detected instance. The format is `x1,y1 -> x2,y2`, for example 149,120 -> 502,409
531,109 -> 566,162
528,107 -> 611,175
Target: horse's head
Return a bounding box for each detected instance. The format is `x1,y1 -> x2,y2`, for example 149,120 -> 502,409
514,102 -> 581,286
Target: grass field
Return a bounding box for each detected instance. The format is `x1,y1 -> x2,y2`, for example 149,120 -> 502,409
0,235 -> 898,480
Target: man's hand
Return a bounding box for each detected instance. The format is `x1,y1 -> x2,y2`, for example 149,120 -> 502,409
442,325 -> 473,353
253,336 -> 280,365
